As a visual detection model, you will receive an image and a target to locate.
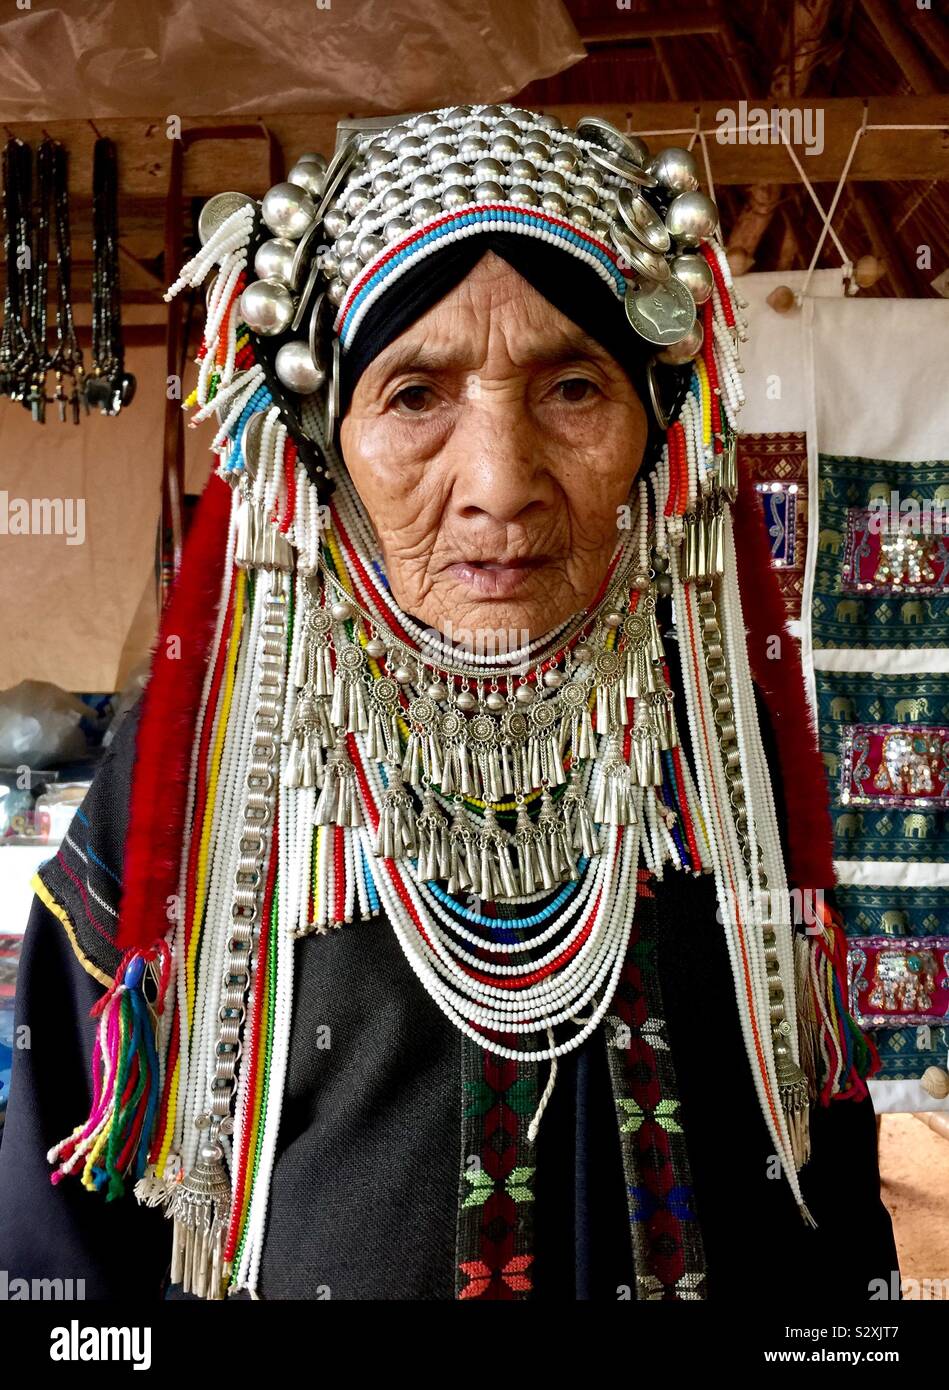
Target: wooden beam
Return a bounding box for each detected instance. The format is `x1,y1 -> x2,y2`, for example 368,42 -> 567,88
913,12 -> 949,74
860,0 -> 937,93
0,99 -> 944,198
576,11 -> 721,43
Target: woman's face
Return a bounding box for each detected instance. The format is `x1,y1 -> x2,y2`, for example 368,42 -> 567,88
339,252 -> 648,645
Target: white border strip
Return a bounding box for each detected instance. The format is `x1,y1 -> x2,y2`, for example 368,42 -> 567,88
800,296 -> 820,720
835,859 -> 949,887
813,647 -> 949,673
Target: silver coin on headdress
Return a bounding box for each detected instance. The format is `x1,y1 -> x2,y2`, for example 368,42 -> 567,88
610,226 -> 671,284
198,191 -> 255,246
624,278 -> 697,346
575,116 -> 649,170
614,187 -> 671,253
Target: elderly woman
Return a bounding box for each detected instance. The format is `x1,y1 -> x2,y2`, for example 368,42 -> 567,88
0,102 -> 897,1302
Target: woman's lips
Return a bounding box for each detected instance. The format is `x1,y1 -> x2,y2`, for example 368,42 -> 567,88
446,557 -> 549,599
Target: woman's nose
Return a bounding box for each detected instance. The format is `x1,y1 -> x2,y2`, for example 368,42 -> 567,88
448,400 -> 554,524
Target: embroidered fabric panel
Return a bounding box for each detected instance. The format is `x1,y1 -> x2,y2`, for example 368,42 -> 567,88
818,671 -> 949,865
602,874 -> 706,1300
841,508 -> 949,599
811,454 -> 949,648
848,937 -> 949,1029
455,1037 -> 538,1300
840,723 -> 949,810
738,431 -> 807,623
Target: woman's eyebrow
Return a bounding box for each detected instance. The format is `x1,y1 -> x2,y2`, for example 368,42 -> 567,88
376,332 -> 610,381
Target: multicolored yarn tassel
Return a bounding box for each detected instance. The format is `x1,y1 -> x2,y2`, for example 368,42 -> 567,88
48,943 -> 171,1199
796,906 -> 881,1106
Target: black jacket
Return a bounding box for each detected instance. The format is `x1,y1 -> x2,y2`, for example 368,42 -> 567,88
0,661 -> 899,1301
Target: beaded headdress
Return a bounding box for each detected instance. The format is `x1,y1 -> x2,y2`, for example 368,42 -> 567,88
49,102 -> 877,1300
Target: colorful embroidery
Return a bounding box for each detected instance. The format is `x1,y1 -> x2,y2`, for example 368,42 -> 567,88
455,1039 -> 537,1301
848,937 -> 949,1028
841,508 -> 949,598
840,723 -> 949,810
603,877 -> 706,1300
738,431 -> 807,622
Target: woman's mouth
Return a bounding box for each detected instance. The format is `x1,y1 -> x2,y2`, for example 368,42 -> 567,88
447,556 -> 550,599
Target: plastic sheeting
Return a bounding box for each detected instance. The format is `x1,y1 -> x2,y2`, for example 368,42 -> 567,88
0,0 -> 585,121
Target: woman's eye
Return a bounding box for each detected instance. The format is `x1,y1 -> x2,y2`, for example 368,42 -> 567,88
556,377 -> 598,403
393,384 -> 435,413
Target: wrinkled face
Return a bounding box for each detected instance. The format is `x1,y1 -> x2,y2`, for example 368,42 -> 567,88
339,252 -> 648,645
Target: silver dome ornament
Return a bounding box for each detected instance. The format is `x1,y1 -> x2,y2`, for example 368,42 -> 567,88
474,181 -> 504,201
261,182 -> 316,240
495,119 -> 521,137
609,225 -> 671,284
509,158 -> 539,181
345,186 -> 371,217
671,253 -> 714,306
478,104 -> 505,121
508,184 -> 539,205
198,190 -> 255,246
371,169 -> 399,195
576,116 -> 649,170
396,135 -> 426,158
624,278 -> 697,347
411,173 -> 441,199
336,232 -> 356,259
552,144 -> 580,173
657,322 -> 705,365
491,135 -> 519,158
253,237 -> 297,286
365,147 -> 393,174
665,191 -> 719,246
326,276 -> 347,307
571,183 -> 597,207
275,340 -> 326,395
615,186 -> 671,252
296,152 -> 327,172
587,144 -> 657,189
473,157 -> 505,180
522,141 -> 550,163
428,143 -> 455,163
576,165 -> 605,189
287,160 -> 326,199
447,105 -> 472,121
443,184 -> 471,209
323,206 -> 349,240
459,136 -> 489,161
413,113 -> 438,135
338,253 -> 362,285
646,147 -> 700,193
536,113 -> 563,134
541,190 -> 568,215
357,233 -> 386,263
382,187 -> 411,212
430,124 -> 455,143
441,161 -> 472,182
461,119 -> 488,138
541,169 -> 567,192
411,197 -> 441,223
384,216 -> 413,241
240,278 -> 295,336
570,205 -> 595,230
318,249 -> 339,279
399,155 -> 425,176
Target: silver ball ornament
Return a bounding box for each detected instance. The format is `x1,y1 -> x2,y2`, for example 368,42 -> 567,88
239,278 -> 295,336
665,191 -> 719,246
671,254 -> 714,305
647,147 -> 700,192
253,238 -> 297,285
261,182 -> 315,240
275,340 -> 326,395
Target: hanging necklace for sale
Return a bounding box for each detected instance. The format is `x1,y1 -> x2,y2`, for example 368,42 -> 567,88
45,138 -> 84,423
85,136 -> 134,415
0,139 -> 34,406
